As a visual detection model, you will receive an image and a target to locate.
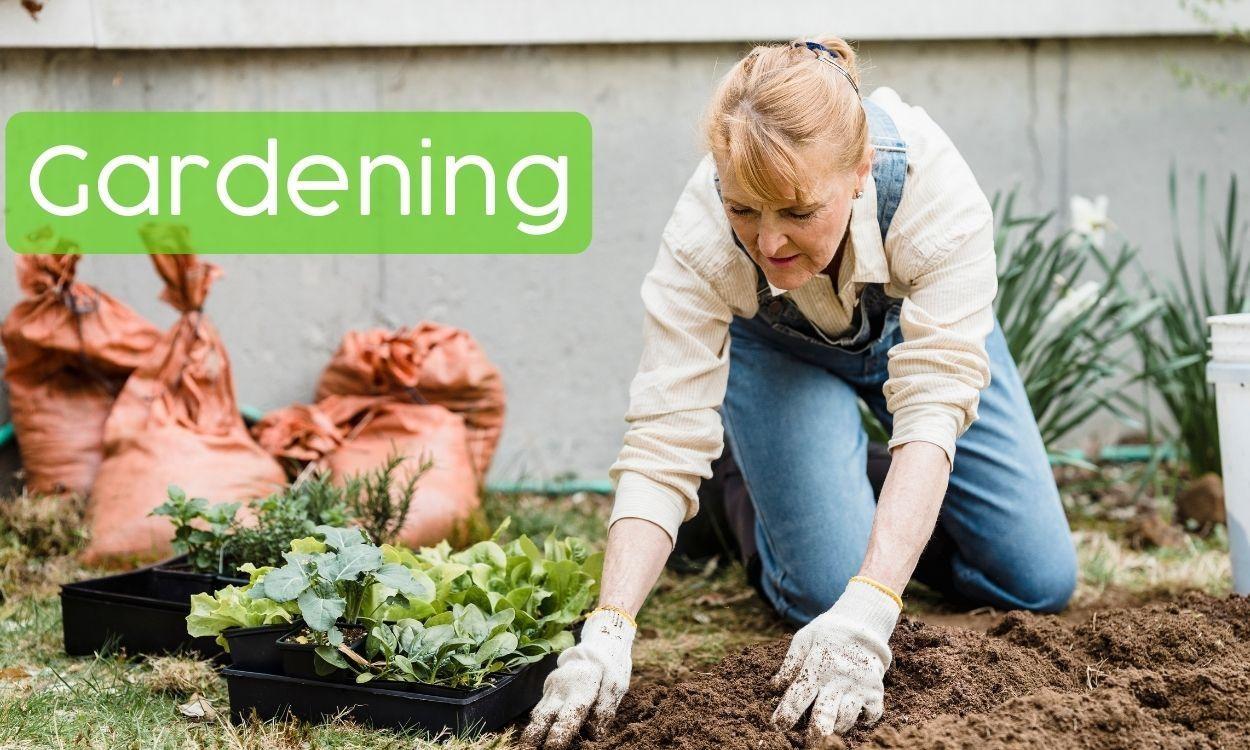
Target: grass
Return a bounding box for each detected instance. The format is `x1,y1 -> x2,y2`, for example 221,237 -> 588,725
1055,459 -> 1232,604
1073,527 -> 1230,605
634,559 -> 785,679
0,465 -> 1233,749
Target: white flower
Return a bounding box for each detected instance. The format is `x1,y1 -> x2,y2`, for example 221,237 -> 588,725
1070,194 -> 1111,249
1041,280 -> 1102,335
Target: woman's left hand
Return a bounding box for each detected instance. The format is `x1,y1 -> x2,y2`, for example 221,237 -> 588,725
770,578 -> 902,747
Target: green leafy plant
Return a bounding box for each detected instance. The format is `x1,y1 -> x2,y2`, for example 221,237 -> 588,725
226,474 -> 356,568
185,564 -> 297,649
993,193 -> 1162,453
296,470 -> 357,528
152,476 -> 356,574
322,605 -> 547,689
251,526 -> 435,648
1171,0 -> 1250,103
345,450 -> 433,545
150,487 -> 239,573
1128,172 -> 1249,477
322,520 -> 599,687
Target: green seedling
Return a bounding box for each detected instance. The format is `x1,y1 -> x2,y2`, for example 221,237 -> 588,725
150,487 -> 239,574
320,519 -> 600,688
251,526 -> 436,647
185,564 -> 297,649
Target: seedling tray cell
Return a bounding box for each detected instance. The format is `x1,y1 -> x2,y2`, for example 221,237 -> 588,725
224,622 -> 297,673
223,652 -> 559,735
276,621 -> 368,680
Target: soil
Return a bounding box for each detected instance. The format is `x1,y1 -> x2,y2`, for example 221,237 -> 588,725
586,594 -> 1250,749
281,624 -> 368,646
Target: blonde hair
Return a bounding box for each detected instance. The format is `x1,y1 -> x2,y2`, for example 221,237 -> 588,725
703,35 -> 867,205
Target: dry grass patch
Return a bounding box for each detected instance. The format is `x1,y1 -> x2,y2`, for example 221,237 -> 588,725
1073,528 -> 1231,605
0,492 -> 87,557
633,559 -> 787,678
141,655 -> 219,697
190,711 -> 522,750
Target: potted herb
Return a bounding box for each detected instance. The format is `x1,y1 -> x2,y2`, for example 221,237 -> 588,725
148,487 -> 243,597
227,478 -> 354,569
253,526 -> 435,679
149,474 -> 356,584
62,492 -> 248,660
342,451 -> 432,545
185,564 -> 299,672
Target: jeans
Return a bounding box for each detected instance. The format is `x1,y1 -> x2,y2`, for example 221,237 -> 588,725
721,315 -> 1077,625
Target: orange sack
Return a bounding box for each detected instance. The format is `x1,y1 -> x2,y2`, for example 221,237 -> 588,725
315,323 -> 505,477
253,394 -> 477,547
1,230 -> 161,496
83,230 -> 286,564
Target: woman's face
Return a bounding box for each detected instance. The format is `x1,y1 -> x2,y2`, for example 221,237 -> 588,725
716,143 -> 869,290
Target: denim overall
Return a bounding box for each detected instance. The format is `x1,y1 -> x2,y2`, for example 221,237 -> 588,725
714,99 -> 1077,625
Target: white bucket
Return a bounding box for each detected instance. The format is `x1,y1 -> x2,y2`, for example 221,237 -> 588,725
1210,314 -> 1250,363
1207,313 -> 1250,594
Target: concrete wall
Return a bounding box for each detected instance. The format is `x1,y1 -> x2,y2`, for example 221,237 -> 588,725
1,37 -> 1248,480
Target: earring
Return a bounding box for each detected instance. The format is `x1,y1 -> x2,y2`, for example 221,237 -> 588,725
853,188 -> 864,200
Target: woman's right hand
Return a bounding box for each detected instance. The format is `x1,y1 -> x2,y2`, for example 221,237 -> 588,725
521,608 -> 637,749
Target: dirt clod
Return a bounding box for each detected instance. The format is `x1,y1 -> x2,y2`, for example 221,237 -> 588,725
1176,473 -> 1225,530
587,594 -> 1250,749
1125,510 -> 1187,549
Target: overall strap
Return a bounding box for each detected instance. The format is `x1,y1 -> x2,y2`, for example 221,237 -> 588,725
863,97 -> 908,243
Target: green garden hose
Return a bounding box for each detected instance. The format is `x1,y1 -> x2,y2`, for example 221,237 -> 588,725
0,418 -> 1170,495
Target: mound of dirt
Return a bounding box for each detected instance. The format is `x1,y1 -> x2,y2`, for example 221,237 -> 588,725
586,594 -> 1250,749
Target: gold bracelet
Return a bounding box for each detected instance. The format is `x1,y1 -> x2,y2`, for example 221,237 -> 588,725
591,604 -> 638,629
849,576 -> 904,611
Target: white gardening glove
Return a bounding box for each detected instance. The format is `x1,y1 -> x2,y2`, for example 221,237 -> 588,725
522,607 -> 636,750
771,577 -> 902,748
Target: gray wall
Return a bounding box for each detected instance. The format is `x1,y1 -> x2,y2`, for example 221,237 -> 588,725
1,38 -> 1248,480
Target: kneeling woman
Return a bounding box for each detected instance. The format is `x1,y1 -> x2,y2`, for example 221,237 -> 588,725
525,35 -> 1077,749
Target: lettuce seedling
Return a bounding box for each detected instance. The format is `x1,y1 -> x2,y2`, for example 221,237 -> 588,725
338,520 -> 602,688
251,525 -> 435,647
185,564 -> 297,649
386,526 -> 602,634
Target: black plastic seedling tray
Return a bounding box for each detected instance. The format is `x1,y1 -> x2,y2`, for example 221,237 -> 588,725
224,622 -> 298,673
277,621 -> 368,679
151,564 -> 233,601
223,651 -> 559,734
60,557 -> 247,659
